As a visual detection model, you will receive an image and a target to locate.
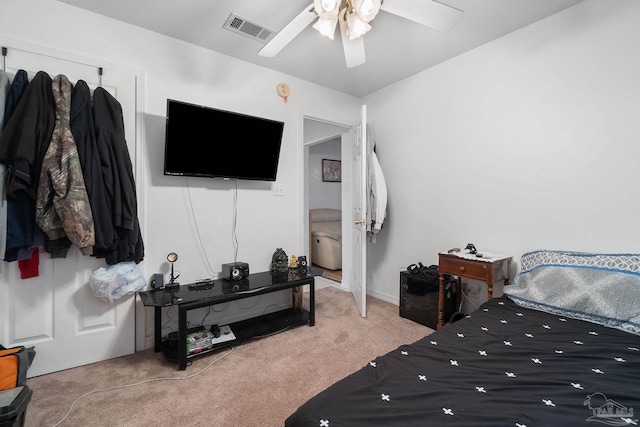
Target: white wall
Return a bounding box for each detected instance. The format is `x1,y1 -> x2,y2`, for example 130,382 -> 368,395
0,0 -> 361,350
309,139 -> 342,210
364,0 -> 640,306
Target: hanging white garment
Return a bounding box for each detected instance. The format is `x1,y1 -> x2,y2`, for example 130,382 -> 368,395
365,125 -> 387,243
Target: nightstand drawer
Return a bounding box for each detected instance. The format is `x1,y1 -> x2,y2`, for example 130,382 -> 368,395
439,255 -> 488,281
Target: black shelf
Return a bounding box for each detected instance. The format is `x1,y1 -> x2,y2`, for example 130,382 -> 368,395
228,307 -> 310,341
160,308 -> 311,362
140,269 -> 319,370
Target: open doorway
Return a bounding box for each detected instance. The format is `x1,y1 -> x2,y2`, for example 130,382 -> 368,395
303,118 -> 351,287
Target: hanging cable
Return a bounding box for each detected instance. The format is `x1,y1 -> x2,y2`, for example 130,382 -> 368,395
232,180 -> 239,262
51,346 -> 236,427
185,177 -> 215,278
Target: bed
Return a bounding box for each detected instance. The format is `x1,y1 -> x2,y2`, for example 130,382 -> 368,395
285,250 -> 640,426
310,208 -> 342,271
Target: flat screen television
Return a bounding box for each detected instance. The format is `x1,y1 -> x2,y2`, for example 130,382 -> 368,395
164,99 -> 285,181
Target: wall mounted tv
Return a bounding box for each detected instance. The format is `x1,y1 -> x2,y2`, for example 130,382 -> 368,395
164,99 -> 285,181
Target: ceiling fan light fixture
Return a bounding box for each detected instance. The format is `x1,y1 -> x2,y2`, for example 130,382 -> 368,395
313,16 -> 339,39
262,0 -> 463,68
346,12 -> 371,39
352,0 -> 381,22
314,0 -> 340,18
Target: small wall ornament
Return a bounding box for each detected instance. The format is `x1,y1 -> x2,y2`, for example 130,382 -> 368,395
277,83 -> 291,103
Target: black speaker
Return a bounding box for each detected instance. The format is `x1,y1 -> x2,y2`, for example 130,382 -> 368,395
298,256 -> 308,275
151,273 -> 164,290
222,262 -> 249,281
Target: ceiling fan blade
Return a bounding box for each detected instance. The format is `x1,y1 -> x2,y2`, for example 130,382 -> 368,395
340,21 -> 366,68
381,0 -> 463,31
259,3 -> 317,57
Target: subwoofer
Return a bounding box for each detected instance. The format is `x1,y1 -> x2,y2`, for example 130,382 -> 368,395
222,262 -> 249,281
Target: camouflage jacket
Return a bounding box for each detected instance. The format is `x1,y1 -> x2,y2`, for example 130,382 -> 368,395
35,74 -> 95,255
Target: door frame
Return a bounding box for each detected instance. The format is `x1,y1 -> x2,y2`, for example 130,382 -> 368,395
300,115 -> 351,289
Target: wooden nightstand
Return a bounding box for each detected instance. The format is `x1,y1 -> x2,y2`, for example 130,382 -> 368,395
437,252 -> 512,330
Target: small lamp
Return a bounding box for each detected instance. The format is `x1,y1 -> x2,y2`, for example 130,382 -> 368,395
165,252 -> 180,291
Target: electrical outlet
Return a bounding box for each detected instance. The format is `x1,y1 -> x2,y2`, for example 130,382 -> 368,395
273,183 -> 284,196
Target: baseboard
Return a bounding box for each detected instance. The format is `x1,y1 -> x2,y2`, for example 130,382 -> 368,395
366,288 -> 399,306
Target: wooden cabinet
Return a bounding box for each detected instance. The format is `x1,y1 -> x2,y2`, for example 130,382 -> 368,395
437,252 -> 511,330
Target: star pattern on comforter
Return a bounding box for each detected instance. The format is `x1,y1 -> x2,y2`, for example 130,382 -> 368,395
285,296 -> 640,427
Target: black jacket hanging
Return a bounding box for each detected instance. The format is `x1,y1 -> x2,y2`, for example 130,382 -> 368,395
71,80 -> 116,256
93,87 -> 144,264
3,69 -> 28,126
0,71 -> 55,199
0,70 -> 51,262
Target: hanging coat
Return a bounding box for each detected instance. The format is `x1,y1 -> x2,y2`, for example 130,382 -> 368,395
0,70 -> 51,262
0,71 -> 55,198
366,125 -> 388,243
93,87 -> 144,264
0,70 -> 9,268
71,80 -> 116,256
36,74 -> 95,256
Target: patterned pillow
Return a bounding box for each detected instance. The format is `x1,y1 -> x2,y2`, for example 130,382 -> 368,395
504,250 -> 640,335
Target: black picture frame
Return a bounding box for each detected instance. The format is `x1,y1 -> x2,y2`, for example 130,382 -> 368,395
322,159 -> 341,182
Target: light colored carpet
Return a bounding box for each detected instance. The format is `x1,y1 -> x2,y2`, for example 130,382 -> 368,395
321,269 -> 342,283
25,286 -> 432,427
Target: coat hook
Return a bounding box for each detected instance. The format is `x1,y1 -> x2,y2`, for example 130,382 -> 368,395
1,47 -> 7,72
98,67 -> 103,87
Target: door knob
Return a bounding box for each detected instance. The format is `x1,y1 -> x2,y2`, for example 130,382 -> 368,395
354,219 -> 364,225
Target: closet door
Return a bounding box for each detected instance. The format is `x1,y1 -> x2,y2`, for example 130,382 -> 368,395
0,47 -> 139,377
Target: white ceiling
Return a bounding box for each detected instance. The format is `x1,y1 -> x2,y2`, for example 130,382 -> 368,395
55,0 -> 585,97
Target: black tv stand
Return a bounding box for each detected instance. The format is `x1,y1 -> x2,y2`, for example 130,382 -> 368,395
138,268 -> 320,370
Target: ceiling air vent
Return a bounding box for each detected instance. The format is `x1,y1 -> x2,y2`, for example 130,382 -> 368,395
223,14 -> 274,43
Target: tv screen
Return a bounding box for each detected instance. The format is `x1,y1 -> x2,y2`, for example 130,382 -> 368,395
164,99 -> 285,181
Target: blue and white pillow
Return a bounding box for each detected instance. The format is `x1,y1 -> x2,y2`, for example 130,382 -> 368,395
504,249 -> 640,335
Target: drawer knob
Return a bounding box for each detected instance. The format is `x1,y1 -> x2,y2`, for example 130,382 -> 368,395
459,266 -> 466,272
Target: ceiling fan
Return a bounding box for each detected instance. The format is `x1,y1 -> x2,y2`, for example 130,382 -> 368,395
258,0 -> 463,68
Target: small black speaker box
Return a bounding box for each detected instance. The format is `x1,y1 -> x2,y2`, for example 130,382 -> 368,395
151,273 -> 164,290
222,262 -> 250,281
298,256 -> 307,268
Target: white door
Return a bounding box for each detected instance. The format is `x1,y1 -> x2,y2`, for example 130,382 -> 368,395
350,106 -> 367,317
0,45 -> 138,377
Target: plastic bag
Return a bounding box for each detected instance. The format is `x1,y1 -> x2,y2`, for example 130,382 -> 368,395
89,262 -> 146,303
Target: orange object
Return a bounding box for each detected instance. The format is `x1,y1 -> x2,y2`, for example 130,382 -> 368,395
0,345 -> 32,391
